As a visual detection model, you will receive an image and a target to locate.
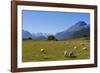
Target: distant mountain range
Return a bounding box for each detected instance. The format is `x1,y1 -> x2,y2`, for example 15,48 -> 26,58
22,30 -> 48,40
32,33 -> 48,40
22,21 -> 90,40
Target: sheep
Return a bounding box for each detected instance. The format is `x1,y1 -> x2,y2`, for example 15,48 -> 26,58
82,47 -> 87,50
64,50 -> 68,57
68,51 -> 75,58
40,49 -> 46,54
74,46 -> 77,49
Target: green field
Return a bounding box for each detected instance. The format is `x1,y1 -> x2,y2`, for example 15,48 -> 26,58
22,37 -> 90,62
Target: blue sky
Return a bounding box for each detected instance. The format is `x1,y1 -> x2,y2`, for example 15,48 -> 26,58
22,10 -> 90,34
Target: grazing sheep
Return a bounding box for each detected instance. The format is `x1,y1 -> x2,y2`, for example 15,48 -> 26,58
64,50 -> 68,57
74,46 -> 77,49
82,47 -> 87,50
40,49 -> 46,54
68,51 -> 75,57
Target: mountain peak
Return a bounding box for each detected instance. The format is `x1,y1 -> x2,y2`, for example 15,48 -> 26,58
75,21 -> 87,26
55,21 -> 89,40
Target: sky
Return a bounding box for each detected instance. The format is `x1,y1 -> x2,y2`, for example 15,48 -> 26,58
22,10 -> 90,35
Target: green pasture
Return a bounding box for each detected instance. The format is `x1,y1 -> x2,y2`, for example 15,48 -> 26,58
22,37 -> 90,62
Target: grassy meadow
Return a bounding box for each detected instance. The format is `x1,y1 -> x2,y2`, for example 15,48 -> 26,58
22,37 -> 90,62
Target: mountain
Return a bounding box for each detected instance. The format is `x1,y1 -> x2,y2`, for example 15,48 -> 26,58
32,33 -> 48,40
22,30 -> 32,39
22,30 -> 48,40
23,21 -> 90,40
55,21 -> 90,40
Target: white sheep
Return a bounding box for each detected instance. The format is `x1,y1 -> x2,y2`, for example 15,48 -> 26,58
68,51 -> 75,57
40,49 -> 46,54
64,50 -> 68,57
82,47 -> 87,50
74,46 -> 77,49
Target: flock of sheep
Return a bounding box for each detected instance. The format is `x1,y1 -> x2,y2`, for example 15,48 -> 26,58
63,46 -> 87,58
40,43 -> 87,58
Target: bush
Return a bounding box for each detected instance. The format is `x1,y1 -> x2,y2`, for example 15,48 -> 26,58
83,35 -> 88,37
48,35 -> 56,40
28,37 -> 32,40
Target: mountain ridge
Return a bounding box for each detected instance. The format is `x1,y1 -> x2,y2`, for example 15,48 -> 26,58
22,21 -> 90,40
55,21 -> 90,40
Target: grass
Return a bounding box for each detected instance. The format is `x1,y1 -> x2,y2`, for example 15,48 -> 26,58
22,37 -> 90,62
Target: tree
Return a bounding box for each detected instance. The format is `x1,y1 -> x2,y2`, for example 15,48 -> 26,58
83,35 -> 88,37
28,37 -> 32,40
48,35 -> 55,40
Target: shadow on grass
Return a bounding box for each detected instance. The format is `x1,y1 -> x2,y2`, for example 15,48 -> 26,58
65,56 -> 77,58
